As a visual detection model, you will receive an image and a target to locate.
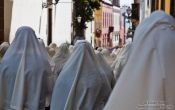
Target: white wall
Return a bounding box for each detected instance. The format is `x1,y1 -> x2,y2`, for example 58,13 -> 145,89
112,6 -> 120,46
52,0 -> 72,45
85,21 -> 95,47
10,0 -> 46,43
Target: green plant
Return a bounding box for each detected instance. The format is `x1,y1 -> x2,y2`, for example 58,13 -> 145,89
73,0 -> 102,37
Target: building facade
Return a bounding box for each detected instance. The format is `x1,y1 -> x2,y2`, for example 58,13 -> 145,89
101,1 -> 113,47
94,1 -> 113,48
112,3 -> 120,47
140,0 -> 175,21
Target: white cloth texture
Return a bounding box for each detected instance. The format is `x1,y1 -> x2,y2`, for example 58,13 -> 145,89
111,43 -> 132,80
95,51 -> 116,88
104,11 -> 175,110
49,43 -> 57,49
50,40 -> 113,110
0,26 -> 52,110
101,49 -> 113,65
51,43 -> 70,82
68,45 -> 74,54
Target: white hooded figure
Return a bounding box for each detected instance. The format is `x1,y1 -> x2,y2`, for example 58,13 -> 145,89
104,11 -> 175,110
101,48 -> 113,65
69,45 -> 74,54
49,43 -> 57,50
0,26 -> 52,110
51,43 -> 70,82
111,43 -> 132,80
95,51 -> 116,88
50,40 -> 113,110
0,42 -> 10,60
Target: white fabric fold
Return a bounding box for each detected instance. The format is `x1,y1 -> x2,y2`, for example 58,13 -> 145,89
51,43 -> 70,83
50,40 -> 113,110
0,26 -> 52,110
104,11 -> 175,110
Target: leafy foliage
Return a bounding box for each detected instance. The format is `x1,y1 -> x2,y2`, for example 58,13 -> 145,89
73,0 -> 102,30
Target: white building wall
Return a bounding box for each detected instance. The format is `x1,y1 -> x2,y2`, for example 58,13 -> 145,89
85,21 -> 95,47
10,0 -> 47,43
112,6 -> 120,47
52,0 -> 72,45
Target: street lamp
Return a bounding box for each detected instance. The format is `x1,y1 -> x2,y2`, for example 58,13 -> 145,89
77,15 -> 82,23
42,0 -> 59,8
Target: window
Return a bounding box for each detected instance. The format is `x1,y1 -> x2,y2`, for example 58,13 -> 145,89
104,13 -> 106,28
102,12 -> 104,28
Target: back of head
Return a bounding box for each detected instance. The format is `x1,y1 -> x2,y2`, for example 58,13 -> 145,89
51,40 -> 112,110
49,43 -> 57,49
0,26 -> 51,110
0,42 -> 10,58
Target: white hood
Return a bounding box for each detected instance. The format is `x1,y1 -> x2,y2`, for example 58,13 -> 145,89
104,11 -> 175,110
50,40 -> 112,110
0,26 -> 52,110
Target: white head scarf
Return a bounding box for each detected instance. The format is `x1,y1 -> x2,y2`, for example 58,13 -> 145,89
111,43 -> 132,80
51,43 -> 70,81
101,48 -> 113,65
0,26 -> 52,110
69,45 -> 74,54
0,42 -> 10,59
50,40 -> 112,110
95,51 -> 116,88
104,11 -> 175,110
49,43 -> 57,50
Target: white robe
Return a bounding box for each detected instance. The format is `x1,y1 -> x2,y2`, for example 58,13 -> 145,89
104,11 -> 175,110
50,40 -> 112,110
111,43 -> 132,80
0,26 -> 52,110
95,51 -> 115,88
51,43 -> 70,82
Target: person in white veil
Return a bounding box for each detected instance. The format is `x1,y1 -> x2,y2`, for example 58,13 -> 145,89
101,48 -> 113,65
95,50 -> 116,87
49,43 -> 57,50
111,42 -> 132,80
0,42 -> 10,60
104,11 -> 175,110
69,45 -> 74,54
0,26 -> 52,110
50,40 -> 113,110
51,43 -> 70,82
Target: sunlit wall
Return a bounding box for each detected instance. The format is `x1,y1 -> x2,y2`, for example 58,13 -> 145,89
52,0 -> 72,45
10,0 -> 48,44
